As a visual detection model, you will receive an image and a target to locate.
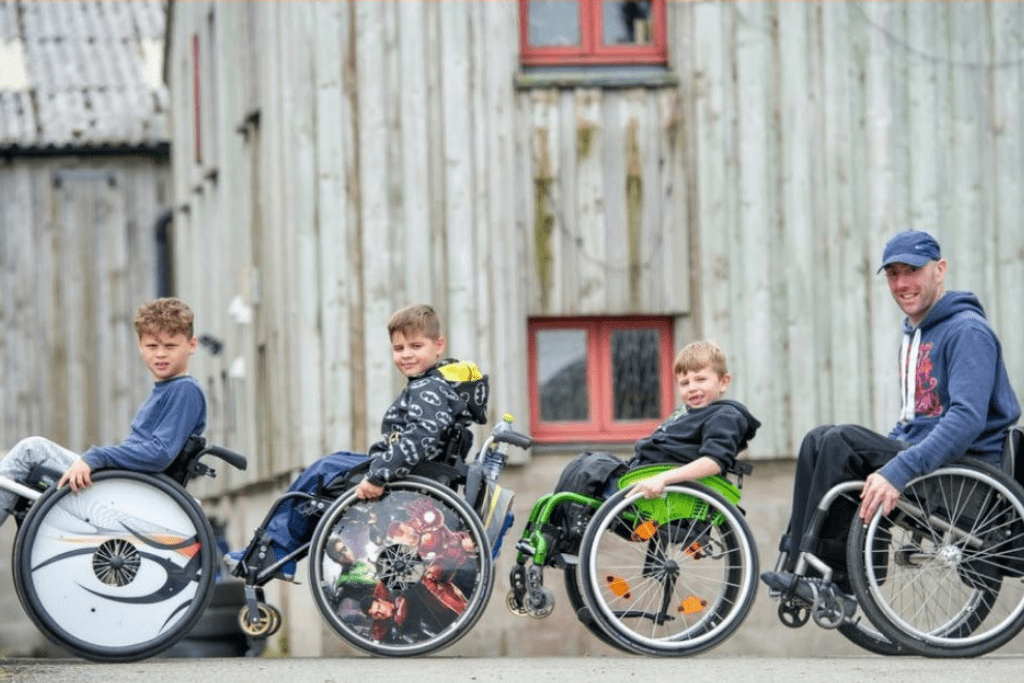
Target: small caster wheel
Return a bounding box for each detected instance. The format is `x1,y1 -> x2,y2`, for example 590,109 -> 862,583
527,586 -> 555,619
239,603 -> 281,637
506,589 -> 528,615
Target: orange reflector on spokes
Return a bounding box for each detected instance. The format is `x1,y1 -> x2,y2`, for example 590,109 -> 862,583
631,520 -> 658,541
678,596 -> 707,614
684,542 -> 704,559
605,575 -> 632,599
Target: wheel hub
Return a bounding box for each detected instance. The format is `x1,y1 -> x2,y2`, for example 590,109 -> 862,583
92,538 -> 142,587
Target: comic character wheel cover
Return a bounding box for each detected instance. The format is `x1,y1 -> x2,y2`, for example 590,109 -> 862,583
309,477 -> 493,656
13,472 -> 216,661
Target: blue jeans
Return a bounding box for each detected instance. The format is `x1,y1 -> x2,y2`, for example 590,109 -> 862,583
265,450 -> 369,553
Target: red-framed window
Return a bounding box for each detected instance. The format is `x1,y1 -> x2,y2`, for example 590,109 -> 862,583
519,0 -> 667,67
528,317 -> 675,444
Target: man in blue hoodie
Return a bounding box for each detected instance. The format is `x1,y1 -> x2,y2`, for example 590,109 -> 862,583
762,230 -> 1020,601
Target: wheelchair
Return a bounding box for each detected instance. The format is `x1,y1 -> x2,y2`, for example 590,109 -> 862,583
507,459 -> 760,656
2,436 -> 247,663
232,417 -> 532,657
768,425 -> 1024,658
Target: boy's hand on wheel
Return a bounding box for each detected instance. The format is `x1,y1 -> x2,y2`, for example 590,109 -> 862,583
58,460 -> 94,492
355,478 -> 385,501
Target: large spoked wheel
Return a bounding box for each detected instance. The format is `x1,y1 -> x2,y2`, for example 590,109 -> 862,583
308,476 -> 494,656
848,462 -> 1024,657
577,483 -> 759,656
12,471 -> 218,662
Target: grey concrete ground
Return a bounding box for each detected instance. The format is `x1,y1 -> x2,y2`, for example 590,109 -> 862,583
2,656 -> 1023,683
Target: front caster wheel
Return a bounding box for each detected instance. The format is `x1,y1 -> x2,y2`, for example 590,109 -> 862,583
238,603 -> 281,637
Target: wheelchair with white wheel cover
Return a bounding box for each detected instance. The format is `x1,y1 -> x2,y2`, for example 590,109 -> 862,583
5,437 -> 247,662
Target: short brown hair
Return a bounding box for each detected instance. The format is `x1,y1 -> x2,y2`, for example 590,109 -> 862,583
674,340 -> 729,377
387,304 -> 442,340
134,298 -> 195,339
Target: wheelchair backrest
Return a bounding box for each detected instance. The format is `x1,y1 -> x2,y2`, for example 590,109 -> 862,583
162,434 -> 208,486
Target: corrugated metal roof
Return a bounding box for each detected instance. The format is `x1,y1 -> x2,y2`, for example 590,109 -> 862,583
0,0 -> 168,151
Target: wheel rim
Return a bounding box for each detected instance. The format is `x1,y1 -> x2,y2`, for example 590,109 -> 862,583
861,466 -> 1024,649
579,484 -> 758,655
308,477 -> 493,656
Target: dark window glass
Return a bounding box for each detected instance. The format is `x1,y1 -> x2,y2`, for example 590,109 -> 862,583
611,328 -> 661,420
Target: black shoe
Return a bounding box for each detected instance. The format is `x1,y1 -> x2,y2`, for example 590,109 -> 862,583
760,571 -> 857,618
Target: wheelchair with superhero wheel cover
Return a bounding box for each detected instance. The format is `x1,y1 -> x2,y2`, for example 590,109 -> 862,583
231,416 -> 532,657
2,435 -> 247,662
507,457 -> 760,657
767,425 -> 1024,658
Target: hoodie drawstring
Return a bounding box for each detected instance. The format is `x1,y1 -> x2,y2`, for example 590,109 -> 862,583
899,328 -> 921,423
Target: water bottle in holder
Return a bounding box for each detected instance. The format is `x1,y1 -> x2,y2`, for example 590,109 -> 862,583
482,413 -> 514,483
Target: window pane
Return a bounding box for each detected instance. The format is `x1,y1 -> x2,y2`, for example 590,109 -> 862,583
536,329 -> 589,421
602,1 -> 652,45
528,0 -> 581,47
611,328 -> 661,420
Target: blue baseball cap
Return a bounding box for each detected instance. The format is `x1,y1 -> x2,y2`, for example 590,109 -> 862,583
878,230 -> 942,273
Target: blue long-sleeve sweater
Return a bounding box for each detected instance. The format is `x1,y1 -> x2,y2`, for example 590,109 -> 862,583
81,375 -> 206,472
879,291 -> 1020,490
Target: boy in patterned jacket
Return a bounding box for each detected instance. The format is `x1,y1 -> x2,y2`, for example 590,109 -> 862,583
226,303 -> 488,580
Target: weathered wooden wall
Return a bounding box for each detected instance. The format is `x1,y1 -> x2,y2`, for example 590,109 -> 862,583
0,157 -> 169,454
167,0 -> 1024,486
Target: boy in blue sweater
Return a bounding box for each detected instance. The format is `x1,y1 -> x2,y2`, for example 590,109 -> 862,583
0,298 -> 206,527
762,230 -> 1020,603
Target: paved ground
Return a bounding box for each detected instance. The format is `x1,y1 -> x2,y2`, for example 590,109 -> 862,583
2,656 -> 1022,683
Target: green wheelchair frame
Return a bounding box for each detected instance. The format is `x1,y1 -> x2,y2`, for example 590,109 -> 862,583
507,463 -> 759,656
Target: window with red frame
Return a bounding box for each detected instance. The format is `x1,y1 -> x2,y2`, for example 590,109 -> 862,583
520,0 -> 667,67
529,318 -> 675,443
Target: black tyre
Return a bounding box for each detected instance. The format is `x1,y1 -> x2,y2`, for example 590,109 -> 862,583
563,568 -> 632,652
577,483 -> 758,656
848,462 -> 1024,657
836,620 -> 910,656
12,471 -> 218,662
308,476 -> 493,656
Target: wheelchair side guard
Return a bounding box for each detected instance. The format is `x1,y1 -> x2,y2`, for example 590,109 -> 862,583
616,466 -> 742,527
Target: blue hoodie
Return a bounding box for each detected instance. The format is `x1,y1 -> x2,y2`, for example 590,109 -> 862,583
879,291 -> 1020,490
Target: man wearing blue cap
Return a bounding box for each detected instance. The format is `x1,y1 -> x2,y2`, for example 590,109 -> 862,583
762,230 -> 1020,607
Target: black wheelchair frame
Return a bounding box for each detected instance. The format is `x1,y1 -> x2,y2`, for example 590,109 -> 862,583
4,436 -> 247,663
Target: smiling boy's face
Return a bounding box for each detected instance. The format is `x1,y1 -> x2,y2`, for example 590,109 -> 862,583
391,329 -> 446,378
676,366 -> 730,409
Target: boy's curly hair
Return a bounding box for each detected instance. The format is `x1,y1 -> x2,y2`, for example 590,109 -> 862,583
387,303 -> 442,340
674,340 -> 729,378
134,298 -> 195,339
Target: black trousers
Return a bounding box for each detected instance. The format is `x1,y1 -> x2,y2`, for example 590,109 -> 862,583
785,424 -> 908,572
